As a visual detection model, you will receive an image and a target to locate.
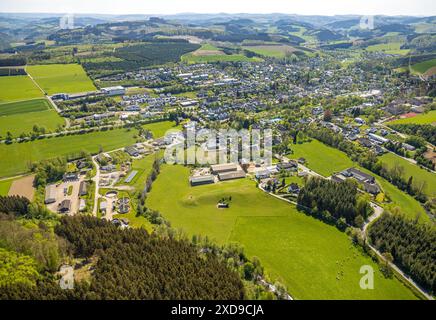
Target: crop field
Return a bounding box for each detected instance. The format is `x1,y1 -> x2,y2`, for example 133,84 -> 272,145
242,44 -> 297,58
26,64 -> 96,94
0,99 -> 64,137
379,153 -> 436,197
0,76 -> 43,103
0,128 -> 139,178
287,140 -> 353,177
387,110 -> 436,125
146,165 -> 418,300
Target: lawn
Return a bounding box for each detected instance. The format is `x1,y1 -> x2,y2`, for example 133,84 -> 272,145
242,44 -> 297,58
287,140 -> 353,177
26,64 -> 96,94
387,110 -> 436,125
0,76 -> 43,103
181,46 -> 261,64
0,128 -> 138,178
146,165 -> 418,300
142,121 -> 181,138
379,153 -> 436,198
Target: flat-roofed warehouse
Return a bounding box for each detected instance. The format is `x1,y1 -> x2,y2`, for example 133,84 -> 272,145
218,170 -> 246,181
189,175 -> 215,186
44,184 -> 56,204
211,163 -> 238,174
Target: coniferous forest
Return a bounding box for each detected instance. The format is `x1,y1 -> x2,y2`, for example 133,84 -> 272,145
0,215 -> 245,300
368,213 -> 436,294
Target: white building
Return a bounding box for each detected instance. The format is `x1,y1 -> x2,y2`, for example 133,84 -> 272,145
101,86 -> 126,96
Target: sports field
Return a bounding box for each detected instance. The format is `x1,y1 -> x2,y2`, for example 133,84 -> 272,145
379,153 -> 436,197
0,128 -> 138,178
146,165 -> 418,300
0,99 -> 64,137
387,110 -> 436,125
287,140 -> 353,177
0,76 -> 44,103
26,64 -> 96,94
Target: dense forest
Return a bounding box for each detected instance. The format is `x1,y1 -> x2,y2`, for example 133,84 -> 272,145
1,215 -> 245,300
368,213 -> 436,293
297,177 -> 372,229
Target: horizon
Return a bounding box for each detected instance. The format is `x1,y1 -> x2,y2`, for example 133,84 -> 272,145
1,0 -> 435,16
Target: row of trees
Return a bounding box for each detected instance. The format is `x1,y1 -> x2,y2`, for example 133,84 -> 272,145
297,177 -> 373,229
389,123 -> 436,146
368,213 -> 436,294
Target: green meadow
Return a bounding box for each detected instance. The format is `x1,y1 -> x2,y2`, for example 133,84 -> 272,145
366,42 -> 410,55
287,140 -> 427,219
0,76 -> 44,103
0,121 -> 178,178
287,140 -> 353,177
0,128 -> 138,178
0,99 -> 51,116
242,44 -> 297,58
146,165 -> 418,300
26,64 -> 96,94
0,179 -> 13,196
410,58 -> 436,74
379,153 -> 436,198
388,110 -> 436,125
142,120 -> 182,139
0,99 -> 65,137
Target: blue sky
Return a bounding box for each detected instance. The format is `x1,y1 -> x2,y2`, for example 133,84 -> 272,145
0,0 -> 435,16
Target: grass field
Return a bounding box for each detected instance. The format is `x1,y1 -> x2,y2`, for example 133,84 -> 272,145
26,64 -> 96,94
242,44 -> 297,58
287,140 -> 428,219
182,44 -> 261,63
366,42 -> 410,55
287,140 -> 353,177
0,98 -> 51,116
146,165 -> 418,300
0,76 -> 43,103
379,153 -> 436,198
0,99 -> 64,137
410,58 -> 436,74
142,121 -> 181,139
387,110 -> 436,125
0,128 -> 138,178
0,179 -> 13,196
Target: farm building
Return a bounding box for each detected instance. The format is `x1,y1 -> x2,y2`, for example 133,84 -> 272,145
190,175 -> 215,186
342,168 -> 375,184
79,181 -> 87,196
101,86 -> 125,96
44,184 -> 56,204
218,170 -> 246,181
277,161 -> 297,171
125,146 -> 140,157
63,172 -> 79,182
211,163 -> 238,174
58,200 -> 71,214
